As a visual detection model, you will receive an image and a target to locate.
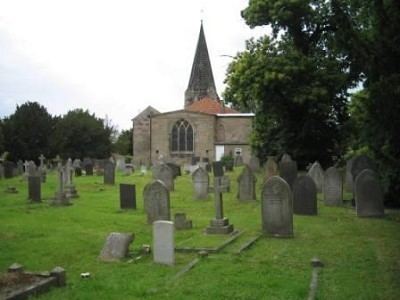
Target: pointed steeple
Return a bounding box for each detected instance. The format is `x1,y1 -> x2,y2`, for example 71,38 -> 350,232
184,22 -> 219,108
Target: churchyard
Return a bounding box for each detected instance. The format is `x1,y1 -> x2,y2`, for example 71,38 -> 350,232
0,162 -> 399,299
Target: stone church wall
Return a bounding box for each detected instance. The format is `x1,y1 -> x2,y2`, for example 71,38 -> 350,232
151,111 -> 216,165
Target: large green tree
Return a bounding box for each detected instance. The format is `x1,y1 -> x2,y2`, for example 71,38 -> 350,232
51,109 -> 113,159
2,101 -> 55,161
224,0 -> 352,168
112,129 -> 133,155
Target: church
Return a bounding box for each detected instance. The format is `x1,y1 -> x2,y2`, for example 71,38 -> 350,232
132,23 -> 254,166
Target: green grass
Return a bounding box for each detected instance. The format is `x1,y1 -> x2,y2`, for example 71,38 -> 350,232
0,168 -> 399,299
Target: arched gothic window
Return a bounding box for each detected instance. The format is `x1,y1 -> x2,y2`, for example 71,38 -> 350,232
171,119 -> 194,152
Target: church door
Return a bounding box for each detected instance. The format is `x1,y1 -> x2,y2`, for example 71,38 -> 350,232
215,146 -> 225,161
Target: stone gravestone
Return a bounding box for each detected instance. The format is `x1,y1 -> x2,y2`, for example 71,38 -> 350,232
248,156 -> 260,173
261,176 -> 293,237
355,169 -> 384,217
153,220 -> 175,265
212,161 -> 224,177
192,167 -> 209,200
279,156 -> 298,189
119,184 -> 136,209
174,213 -> 192,230
38,154 -> 47,183
237,165 -> 257,201
83,158 -> 94,175
265,156 -> 279,181
152,164 -> 174,191
28,175 -> 41,202
73,159 -> 82,177
52,163 -> 70,206
64,158 -> 78,199
166,163 -> 181,179
140,165 -> 147,176
206,176 -> 234,234
323,167 -> 342,206
351,155 -> 377,181
17,160 -> 24,175
27,161 -> 37,176
293,175 -> 317,215
307,161 -> 324,193
99,232 -> 134,262
104,160 -> 116,185
143,180 -> 170,224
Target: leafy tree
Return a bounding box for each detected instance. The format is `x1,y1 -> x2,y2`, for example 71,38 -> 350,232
224,0 -> 352,168
112,129 -> 133,155
0,121 -> 4,155
2,102 -> 55,161
51,109 -> 113,159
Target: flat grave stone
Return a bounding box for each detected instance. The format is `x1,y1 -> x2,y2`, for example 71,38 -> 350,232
99,232 -> 134,262
153,221 -> 175,265
119,184 -> 136,209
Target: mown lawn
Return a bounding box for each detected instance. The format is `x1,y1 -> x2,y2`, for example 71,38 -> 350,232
0,167 -> 399,299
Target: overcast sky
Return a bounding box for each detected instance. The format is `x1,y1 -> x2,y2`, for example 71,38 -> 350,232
0,0 -> 268,131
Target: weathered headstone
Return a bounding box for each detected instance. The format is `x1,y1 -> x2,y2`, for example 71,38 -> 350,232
99,232 -> 134,262
166,163 -> 181,178
73,159 -> 82,177
52,164 -> 70,206
152,164 -> 174,191
64,158 -> 78,199
355,169 -> 384,217
174,213 -> 193,230
119,184 -> 136,209
104,161 -> 115,185
17,160 -> 24,175
28,175 -> 41,202
212,161 -> 224,177
265,156 -> 279,181
248,156 -> 260,173
206,177 -> 234,234
143,180 -> 170,224
27,161 -> 37,176
83,158 -> 94,176
293,175 -> 317,215
237,165 -> 257,201
279,157 -> 298,189
307,161 -> 324,193
323,167 -> 342,206
153,221 -> 174,265
261,176 -> 293,237
192,167 -> 209,200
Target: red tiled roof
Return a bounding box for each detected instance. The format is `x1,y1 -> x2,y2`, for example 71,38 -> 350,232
185,97 -> 238,114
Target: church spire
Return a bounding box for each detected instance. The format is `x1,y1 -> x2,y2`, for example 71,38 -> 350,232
184,22 -> 219,108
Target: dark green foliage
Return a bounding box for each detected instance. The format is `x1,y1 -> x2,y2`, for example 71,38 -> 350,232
2,102 -> 55,162
224,37 -> 349,168
112,129 -> 133,155
51,109 -> 113,159
0,121 -> 4,155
